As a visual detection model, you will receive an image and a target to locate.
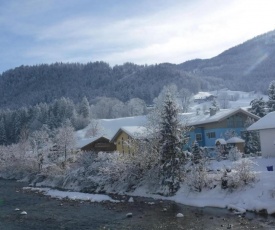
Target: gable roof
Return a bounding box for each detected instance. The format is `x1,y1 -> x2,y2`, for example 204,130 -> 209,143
77,135 -> 110,149
180,108 -> 259,127
110,126 -> 148,142
247,111 -> 275,131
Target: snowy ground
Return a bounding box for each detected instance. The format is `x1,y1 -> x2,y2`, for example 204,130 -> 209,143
26,157 -> 275,215
23,187 -> 120,203
131,157 -> 275,215
190,89 -> 267,112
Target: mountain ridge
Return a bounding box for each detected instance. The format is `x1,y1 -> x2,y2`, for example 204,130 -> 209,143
1,29 -> 275,109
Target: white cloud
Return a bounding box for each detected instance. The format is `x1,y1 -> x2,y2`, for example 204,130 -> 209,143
1,0 -> 275,71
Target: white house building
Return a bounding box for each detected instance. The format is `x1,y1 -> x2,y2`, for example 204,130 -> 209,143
247,111 -> 275,157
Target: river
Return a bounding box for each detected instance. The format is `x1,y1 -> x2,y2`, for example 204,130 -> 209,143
0,179 -> 274,230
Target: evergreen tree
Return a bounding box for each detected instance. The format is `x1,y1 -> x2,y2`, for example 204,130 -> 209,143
211,98 -> 220,111
159,92 -> 184,196
79,96 -> 90,118
242,117 -> 260,154
267,81 -> 275,112
0,118 -> 7,145
249,97 -> 266,117
192,141 -> 202,164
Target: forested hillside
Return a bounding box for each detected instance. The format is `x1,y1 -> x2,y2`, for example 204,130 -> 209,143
0,62 -> 204,109
1,30 -> 275,109
178,30 -> 275,92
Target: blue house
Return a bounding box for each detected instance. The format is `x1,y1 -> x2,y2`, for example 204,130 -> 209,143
180,108 -> 260,148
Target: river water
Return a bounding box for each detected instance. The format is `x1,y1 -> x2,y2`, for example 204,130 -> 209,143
0,179 -> 274,230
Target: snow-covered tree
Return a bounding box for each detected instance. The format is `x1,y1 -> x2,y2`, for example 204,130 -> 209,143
85,119 -> 103,138
218,92 -> 230,109
268,80 -> 275,100
126,98 -> 147,116
158,92 -> 185,196
30,125 -> 51,171
267,80 -> 275,112
242,117 -> 260,155
224,129 -> 237,139
55,120 -> 76,167
191,141 -> 202,164
228,147 -> 242,161
249,97 -> 266,117
178,88 -> 192,113
186,164 -> 208,192
79,96 -> 90,118
0,118 -> 7,145
211,98 -> 220,111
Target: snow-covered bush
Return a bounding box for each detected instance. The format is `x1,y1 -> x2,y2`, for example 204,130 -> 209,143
228,147 -> 243,161
185,162 -> 210,192
223,158 -> 256,190
233,158 -> 256,184
98,141 -> 160,192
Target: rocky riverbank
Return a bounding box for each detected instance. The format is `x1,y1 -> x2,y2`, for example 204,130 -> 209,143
1,179 -> 275,229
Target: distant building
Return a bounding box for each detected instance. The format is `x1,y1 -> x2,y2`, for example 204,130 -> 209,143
78,136 -> 116,153
247,111 -> 275,157
110,126 -> 148,155
182,108 -> 259,148
193,92 -> 217,103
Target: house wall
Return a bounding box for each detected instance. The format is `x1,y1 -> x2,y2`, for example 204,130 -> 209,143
187,112 -> 253,148
189,127 -> 245,147
259,129 -> 275,157
115,131 -> 135,155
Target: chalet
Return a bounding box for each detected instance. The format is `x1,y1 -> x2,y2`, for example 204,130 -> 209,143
193,92 -> 216,103
182,108 -> 260,148
78,136 -> 116,153
110,126 -> 148,154
247,111 -> 275,157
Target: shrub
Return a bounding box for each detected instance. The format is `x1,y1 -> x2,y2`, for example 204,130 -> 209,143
185,163 -> 208,192
221,158 -> 256,190
228,147 -> 243,161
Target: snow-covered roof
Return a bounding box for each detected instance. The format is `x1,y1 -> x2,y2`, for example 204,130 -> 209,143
76,135 -> 108,149
110,126 -> 149,142
226,137 -> 245,144
247,111 -> 275,131
120,126 -> 148,138
215,138 -> 227,145
179,108 -> 259,127
193,92 -> 213,100
75,115 -> 147,141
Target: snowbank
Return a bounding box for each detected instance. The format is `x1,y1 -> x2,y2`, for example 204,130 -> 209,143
131,157 -> 275,215
23,187 -> 120,203
23,157 -> 275,215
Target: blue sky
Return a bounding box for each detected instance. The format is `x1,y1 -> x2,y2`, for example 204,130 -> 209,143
1,0 -> 275,73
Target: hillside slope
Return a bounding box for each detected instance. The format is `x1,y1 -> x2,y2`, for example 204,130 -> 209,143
1,30 -> 275,109
178,30 -> 275,92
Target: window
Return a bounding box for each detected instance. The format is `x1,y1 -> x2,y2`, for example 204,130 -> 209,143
196,133 -> 202,141
206,132 -> 216,139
